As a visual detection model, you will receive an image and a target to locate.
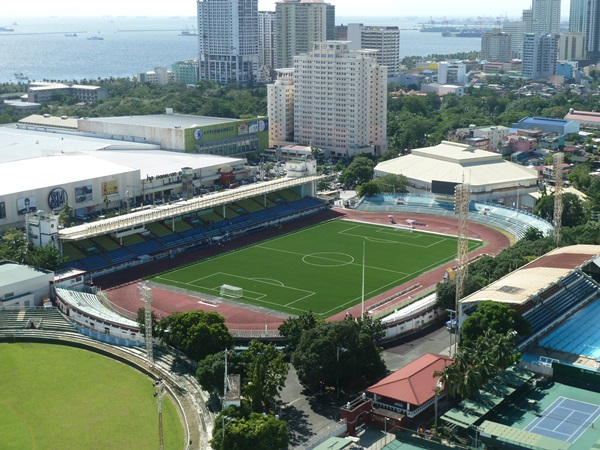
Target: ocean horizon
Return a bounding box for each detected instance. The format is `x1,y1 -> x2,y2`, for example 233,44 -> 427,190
0,16 -> 486,84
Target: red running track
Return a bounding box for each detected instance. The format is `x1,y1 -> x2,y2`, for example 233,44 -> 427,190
99,208 -> 511,330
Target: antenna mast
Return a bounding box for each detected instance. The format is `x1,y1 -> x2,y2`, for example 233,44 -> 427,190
553,152 -> 564,245
155,380 -> 165,450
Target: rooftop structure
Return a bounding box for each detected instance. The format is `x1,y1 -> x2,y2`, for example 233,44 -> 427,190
512,117 -> 579,135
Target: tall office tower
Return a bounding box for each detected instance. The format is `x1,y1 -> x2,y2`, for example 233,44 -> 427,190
569,0 -> 588,33
522,33 -> 558,80
522,9 -> 533,33
503,19 -> 528,58
291,41 -> 387,156
274,0 -> 335,69
267,68 -> 295,146
588,0 -> 600,61
258,11 -> 276,82
530,0 -> 561,35
197,0 -> 258,84
347,23 -> 401,77
481,32 -> 513,62
559,32 -> 586,60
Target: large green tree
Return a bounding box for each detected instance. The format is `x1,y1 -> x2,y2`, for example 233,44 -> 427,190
460,301 -> 530,347
0,228 -> 65,271
159,311 -> 233,361
278,310 -> 319,356
533,192 -> 586,227
338,156 -> 375,188
211,407 -> 288,450
291,317 -> 386,392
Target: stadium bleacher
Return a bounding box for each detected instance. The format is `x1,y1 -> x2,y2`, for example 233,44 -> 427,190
63,195 -> 327,272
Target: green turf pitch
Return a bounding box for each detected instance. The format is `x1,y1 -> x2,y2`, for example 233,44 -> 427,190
0,343 -> 183,450
153,220 -> 484,318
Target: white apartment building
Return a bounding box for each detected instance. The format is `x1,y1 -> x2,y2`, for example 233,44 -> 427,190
347,24 -> 400,77
172,59 -> 199,84
136,67 -> 176,85
258,11 -> 276,82
197,0 -> 259,84
437,62 -> 467,85
275,0 -> 335,69
522,33 -> 558,80
291,41 -> 387,157
481,32 -> 512,63
267,68 -> 295,146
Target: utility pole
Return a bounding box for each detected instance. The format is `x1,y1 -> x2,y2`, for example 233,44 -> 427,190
154,380 -> 165,450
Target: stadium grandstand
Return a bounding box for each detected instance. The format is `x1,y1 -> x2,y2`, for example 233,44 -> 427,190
356,194 -> 553,240
459,245 -> 600,351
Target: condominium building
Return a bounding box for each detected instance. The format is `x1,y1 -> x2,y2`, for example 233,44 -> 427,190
587,0 -> 600,61
558,33 -> 586,61
258,11 -> 276,82
290,41 -> 387,156
267,68 -> 295,146
347,23 -> 400,77
437,62 -> 466,85
503,19 -> 528,59
171,59 -> 200,84
530,0 -> 561,35
569,0 -> 588,33
197,0 -> 259,84
481,32 -> 512,62
274,0 -> 335,69
137,67 -> 176,85
522,33 -> 558,80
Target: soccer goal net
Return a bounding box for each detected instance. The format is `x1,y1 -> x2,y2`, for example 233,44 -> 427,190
220,284 -> 243,298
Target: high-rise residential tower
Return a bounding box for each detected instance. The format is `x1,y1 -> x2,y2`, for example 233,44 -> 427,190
258,11 -> 276,82
347,23 -> 400,77
569,0 -> 588,33
530,0 -> 561,35
197,0 -> 259,84
274,0 -> 335,69
522,33 -> 558,80
587,0 -> 600,61
289,41 -> 387,156
481,32 -> 513,62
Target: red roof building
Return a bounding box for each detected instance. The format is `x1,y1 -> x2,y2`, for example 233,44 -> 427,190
368,353 -> 453,420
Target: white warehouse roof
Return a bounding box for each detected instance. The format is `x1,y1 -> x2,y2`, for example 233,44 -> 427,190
375,141 -> 538,188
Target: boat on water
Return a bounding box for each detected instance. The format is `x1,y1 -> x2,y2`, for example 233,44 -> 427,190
65,33 -> 78,37
179,26 -> 198,37
0,26 -> 15,32
14,72 -> 29,80
87,35 -> 104,40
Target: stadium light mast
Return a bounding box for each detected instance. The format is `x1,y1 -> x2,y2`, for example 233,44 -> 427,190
454,182 -> 470,356
139,282 -> 154,366
154,379 -> 165,450
361,239 -> 366,317
553,153 -> 564,246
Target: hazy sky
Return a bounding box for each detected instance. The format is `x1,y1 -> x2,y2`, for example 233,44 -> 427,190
4,0 -> 571,19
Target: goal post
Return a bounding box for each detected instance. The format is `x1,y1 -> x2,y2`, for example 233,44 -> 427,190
220,284 -> 243,298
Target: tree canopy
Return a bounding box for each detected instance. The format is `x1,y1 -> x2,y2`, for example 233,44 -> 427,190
460,301 -> 531,347
211,406 -> 288,450
338,156 -> 375,188
159,310 -> 233,361
0,228 -> 65,271
290,317 -> 386,392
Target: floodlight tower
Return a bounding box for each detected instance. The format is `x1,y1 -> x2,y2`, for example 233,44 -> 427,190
139,282 -> 154,366
155,380 -> 165,450
454,182 -> 470,355
553,152 -> 564,246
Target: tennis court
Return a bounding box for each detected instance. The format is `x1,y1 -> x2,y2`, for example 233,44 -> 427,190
151,220 -> 482,318
524,397 -> 600,443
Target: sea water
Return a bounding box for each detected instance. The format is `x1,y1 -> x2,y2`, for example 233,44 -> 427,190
0,16 -> 483,84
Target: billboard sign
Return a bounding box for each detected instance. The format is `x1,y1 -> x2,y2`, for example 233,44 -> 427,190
17,196 -> 37,215
101,180 -> 119,197
75,185 -> 93,204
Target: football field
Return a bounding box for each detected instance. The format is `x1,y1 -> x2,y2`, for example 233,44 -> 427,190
152,220 -> 484,318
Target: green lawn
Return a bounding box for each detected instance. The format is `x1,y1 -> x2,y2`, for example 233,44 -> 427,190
0,343 -> 183,450
153,220 -> 484,318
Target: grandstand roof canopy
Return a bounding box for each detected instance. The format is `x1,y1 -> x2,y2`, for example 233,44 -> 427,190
81,113 -> 245,129
461,245 -> 600,306
374,141 -> 538,188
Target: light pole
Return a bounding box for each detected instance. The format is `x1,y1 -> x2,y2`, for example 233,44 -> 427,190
434,380 -> 443,430
384,417 -> 391,433
222,415 -> 235,441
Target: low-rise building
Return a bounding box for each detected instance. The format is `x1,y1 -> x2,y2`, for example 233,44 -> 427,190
0,261 -> 54,308
25,82 -> 108,103
137,67 -> 176,85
